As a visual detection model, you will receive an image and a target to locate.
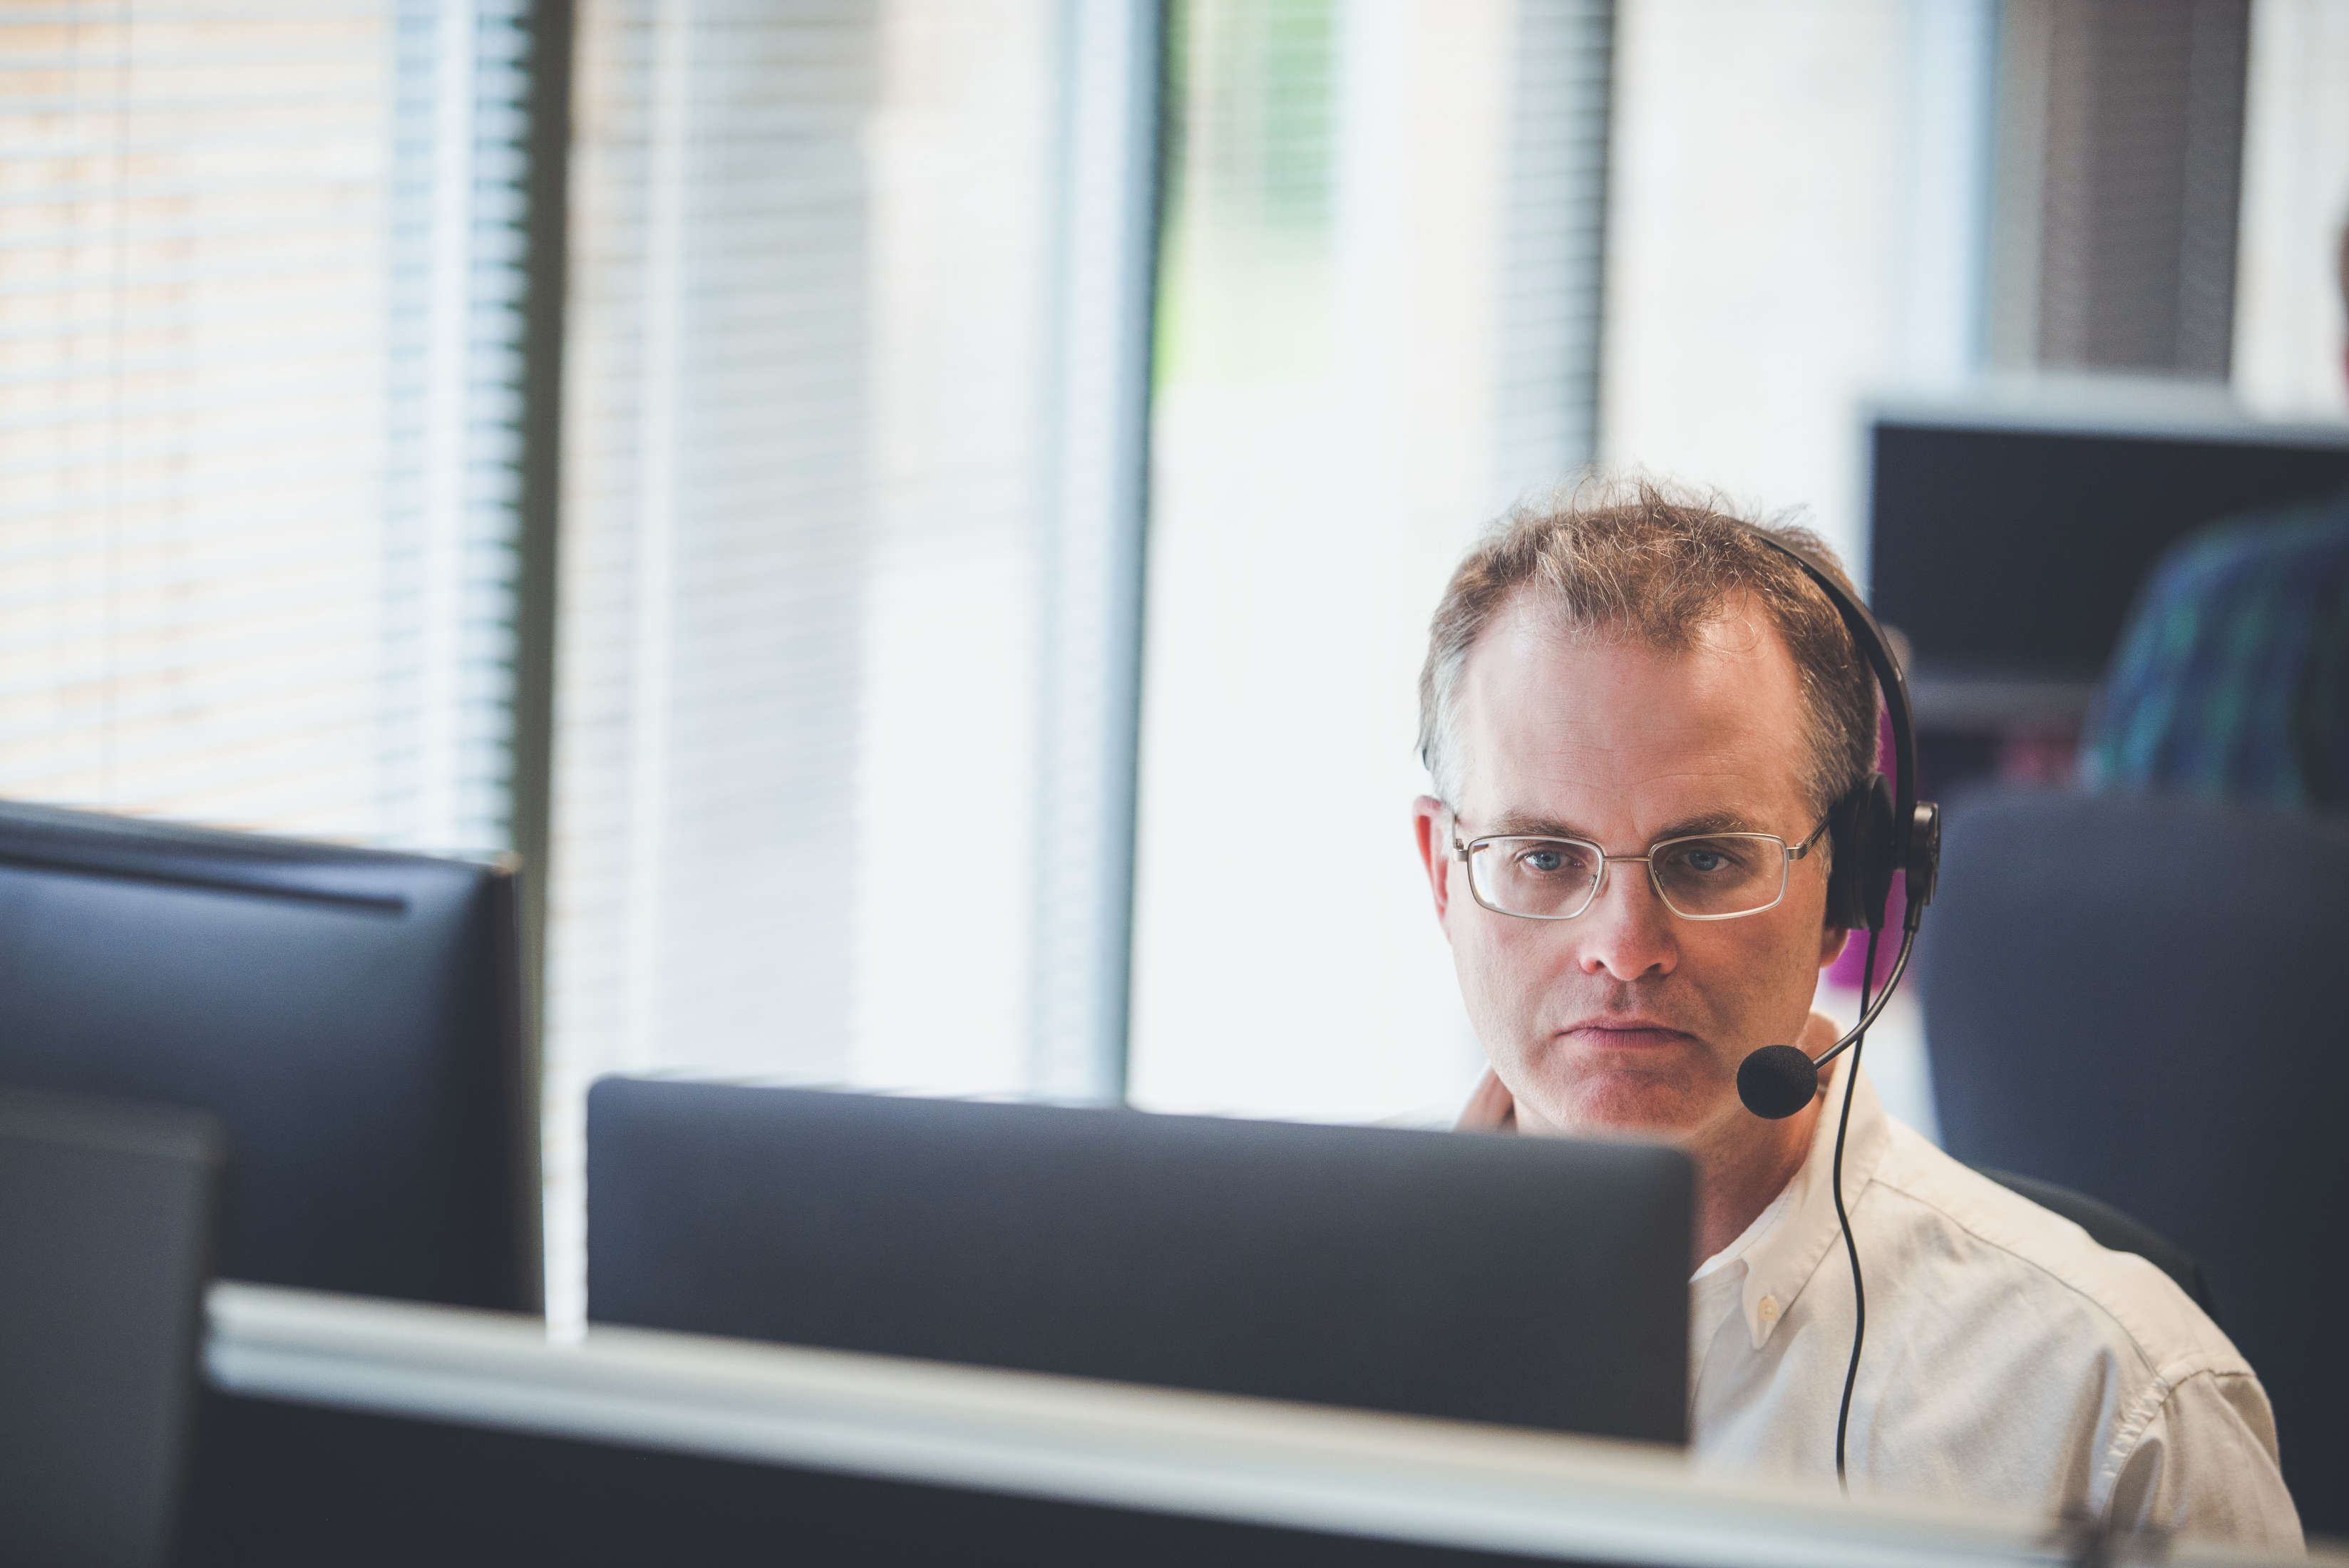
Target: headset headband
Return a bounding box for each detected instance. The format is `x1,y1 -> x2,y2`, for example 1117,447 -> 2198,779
1738,527 -> 1930,905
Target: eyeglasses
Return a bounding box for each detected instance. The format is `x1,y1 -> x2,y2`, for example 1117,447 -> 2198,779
1448,817 -> 1829,922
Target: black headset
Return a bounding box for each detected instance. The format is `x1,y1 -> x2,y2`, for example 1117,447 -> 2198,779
1730,526 -> 1943,1491
1733,529 -> 1943,1120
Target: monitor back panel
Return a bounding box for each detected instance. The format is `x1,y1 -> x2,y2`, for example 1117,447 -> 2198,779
0,800 -> 530,1309
587,1080 -> 1692,1445
0,1086 -> 222,1568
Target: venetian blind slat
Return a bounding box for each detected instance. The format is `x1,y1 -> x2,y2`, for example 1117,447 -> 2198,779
0,1 -> 538,851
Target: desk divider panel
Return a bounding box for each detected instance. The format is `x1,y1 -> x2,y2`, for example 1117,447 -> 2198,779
175,1284 -> 2285,1568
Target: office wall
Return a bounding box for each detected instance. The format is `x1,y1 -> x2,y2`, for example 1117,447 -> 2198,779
2233,0 -> 2349,420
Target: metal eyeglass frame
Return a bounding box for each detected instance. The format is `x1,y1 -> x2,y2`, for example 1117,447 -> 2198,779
1447,815 -> 1831,923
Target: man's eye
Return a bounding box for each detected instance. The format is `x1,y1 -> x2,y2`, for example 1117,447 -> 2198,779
1513,842 -> 1588,876
1674,841 -> 1747,876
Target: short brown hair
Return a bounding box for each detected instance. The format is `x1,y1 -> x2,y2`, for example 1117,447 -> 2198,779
1417,478 -> 1878,816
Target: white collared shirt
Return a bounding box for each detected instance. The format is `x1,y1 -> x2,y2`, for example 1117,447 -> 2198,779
1690,1059 -> 2303,1549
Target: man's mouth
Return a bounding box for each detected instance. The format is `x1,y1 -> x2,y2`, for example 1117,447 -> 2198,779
1558,1018 -> 1697,1049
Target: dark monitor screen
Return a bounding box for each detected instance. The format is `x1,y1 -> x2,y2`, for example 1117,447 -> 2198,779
0,1086 -> 221,1568
1867,411 -> 2349,690
587,1079 -> 1693,1446
0,800 -> 533,1311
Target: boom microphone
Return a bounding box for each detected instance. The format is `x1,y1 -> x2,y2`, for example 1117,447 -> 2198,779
1736,1042 -> 1825,1121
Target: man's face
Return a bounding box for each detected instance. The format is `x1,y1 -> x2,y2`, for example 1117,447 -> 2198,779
1413,591 -> 1846,1145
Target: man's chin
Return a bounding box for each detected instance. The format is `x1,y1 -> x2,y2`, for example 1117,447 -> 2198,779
1519,1070 -> 1715,1140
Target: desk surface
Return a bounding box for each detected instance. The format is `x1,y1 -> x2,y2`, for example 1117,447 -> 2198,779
201,1284 -> 2327,1568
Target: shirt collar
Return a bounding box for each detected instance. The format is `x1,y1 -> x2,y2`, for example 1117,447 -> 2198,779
1697,1055 -> 1894,1351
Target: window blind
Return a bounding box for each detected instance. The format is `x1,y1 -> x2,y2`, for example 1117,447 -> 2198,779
543,0 -> 1160,1321
1494,0 -> 1613,488
0,1 -> 534,852
1988,0 -> 2251,377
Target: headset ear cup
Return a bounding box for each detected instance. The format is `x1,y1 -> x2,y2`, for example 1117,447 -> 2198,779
1822,781 -> 1864,929
1823,773 -> 1896,930
1856,774 -> 1897,929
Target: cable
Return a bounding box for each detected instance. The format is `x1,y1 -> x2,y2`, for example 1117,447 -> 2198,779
1830,922 -> 1881,1491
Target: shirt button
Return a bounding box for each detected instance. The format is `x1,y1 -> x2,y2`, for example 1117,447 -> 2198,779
1757,1296 -> 1780,1323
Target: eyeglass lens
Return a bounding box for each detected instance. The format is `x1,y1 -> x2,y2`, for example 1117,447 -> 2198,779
1465,835 -> 1789,919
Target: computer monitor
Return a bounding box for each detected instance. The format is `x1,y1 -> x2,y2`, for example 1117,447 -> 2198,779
0,1085 -> 222,1568
1866,395 -> 2349,723
586,1079 -> 1693,1445
0,800 -> 534,1310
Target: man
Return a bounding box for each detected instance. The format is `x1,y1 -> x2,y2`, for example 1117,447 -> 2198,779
2080,224 -> 2349,808
1411,483 -> 2300,1544
2085,484 -> 2349,805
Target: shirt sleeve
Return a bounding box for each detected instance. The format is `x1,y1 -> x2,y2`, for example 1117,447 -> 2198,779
2103,1365 -> 2303,1552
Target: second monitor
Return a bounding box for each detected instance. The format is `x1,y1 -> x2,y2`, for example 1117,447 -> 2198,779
587,1079 -> 1692,1445
0,800 -> 533,1311
1866,393 -> 2349,725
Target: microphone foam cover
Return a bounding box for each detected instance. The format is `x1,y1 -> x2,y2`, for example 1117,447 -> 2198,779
1737,1043 -> 1819,1120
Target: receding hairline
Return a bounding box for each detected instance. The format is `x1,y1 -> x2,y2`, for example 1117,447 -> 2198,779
1417,478 -> 1881,821
1468,576 -> 1800,664
1443,582 -> 1824,805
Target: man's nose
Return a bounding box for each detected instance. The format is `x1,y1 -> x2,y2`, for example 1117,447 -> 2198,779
1574,857 -> 1679,981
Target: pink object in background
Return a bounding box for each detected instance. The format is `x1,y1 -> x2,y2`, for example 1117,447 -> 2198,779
1828,708 -> 1905,994
1828,871 -> 1906,992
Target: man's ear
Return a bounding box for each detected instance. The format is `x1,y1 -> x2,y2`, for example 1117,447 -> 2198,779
1818,923 -> 1850,969
1412,795 -> 1453,925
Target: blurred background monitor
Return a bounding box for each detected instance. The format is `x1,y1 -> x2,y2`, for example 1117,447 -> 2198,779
1866,398 -> 2349,728
587,1079 -> 1693,1446
0,801 -> 534,1311
0,1085 -> 222,1568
